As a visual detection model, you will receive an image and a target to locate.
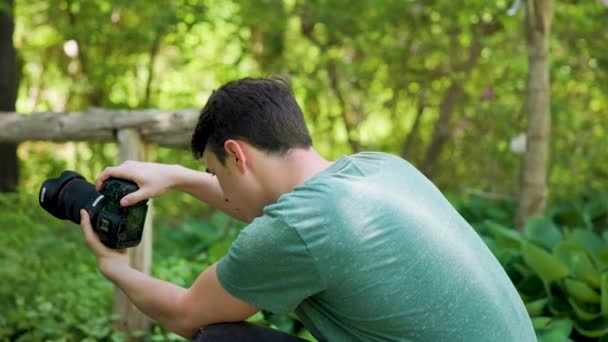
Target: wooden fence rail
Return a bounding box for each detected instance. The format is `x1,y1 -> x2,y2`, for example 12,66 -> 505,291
0,109 -> 200,340
0,109 -> 200,147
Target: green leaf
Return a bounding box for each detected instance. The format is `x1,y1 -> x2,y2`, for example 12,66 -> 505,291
536,319 -> 573,342
523,242 -> 570,284
514,263 -> 533,277
603,231 -> 608,245
572,229 -> 605,251
601,273 -> 608,317
564,278 -> 601,303
525,217 -> 564,250
568,297 -> 601,321
533,316 -> 552,330
517,274 -> 546,299
592,248 -> 608,272
554,240 -> 601,288
486,220 -> 523,249
572,252 -> 602,289
526,298 -> 549,316
549,285 -> 573,316
575,317 -> 608,338
554,239 -> 586,264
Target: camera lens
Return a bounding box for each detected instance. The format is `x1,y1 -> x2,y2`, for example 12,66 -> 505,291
39,171 -> 105,224
40,170 -> 147,249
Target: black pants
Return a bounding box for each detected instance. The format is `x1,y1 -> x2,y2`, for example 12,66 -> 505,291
192,322 -> 308,342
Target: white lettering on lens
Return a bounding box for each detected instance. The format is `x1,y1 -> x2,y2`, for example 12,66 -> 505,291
92,195 -> 105,207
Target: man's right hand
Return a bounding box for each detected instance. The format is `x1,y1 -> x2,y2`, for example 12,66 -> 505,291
96,161 -> 179,207
96,160 -> 242,221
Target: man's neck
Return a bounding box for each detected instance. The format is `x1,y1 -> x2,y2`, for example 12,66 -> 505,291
258,148 -> 333,203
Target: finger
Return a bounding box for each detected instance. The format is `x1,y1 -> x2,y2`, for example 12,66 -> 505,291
96,165 -> 132,191
96,167 -> 116,190
120,190 -> 148,207
80,209 -> 103,249
79,210 -> 95,241
80,209 -> 92,230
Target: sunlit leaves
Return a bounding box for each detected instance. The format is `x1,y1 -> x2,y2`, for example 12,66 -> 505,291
11,0 -> 608,196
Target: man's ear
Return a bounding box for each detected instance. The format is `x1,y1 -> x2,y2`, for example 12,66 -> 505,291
224,139 -> 248,173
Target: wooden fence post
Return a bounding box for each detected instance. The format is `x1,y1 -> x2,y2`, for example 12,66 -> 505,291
114,128 -> 154,340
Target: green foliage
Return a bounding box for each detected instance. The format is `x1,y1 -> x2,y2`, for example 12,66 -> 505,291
0,193 -> 122,341
472,188 -> 608,341
0,192 -> 313,340
11,0 -> 608,197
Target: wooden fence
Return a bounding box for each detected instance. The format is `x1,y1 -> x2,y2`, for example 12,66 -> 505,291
1,109 -> 200,340
0,109 -> 199,147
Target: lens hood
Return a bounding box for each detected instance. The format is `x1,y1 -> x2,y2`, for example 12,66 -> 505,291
39,171 -> 86,220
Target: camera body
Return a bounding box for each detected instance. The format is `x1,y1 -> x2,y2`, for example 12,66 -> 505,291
39,171 -> 148,249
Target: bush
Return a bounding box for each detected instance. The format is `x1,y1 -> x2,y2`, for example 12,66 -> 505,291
469,188 -> 608,341
0,193 -> 123,341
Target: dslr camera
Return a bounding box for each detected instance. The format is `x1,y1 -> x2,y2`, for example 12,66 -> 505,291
39,170 -> 148,249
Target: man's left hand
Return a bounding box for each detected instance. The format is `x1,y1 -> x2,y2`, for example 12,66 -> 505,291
80,209 -> 129,275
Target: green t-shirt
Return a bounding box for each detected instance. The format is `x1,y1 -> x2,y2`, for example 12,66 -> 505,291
217,152 -> 535,342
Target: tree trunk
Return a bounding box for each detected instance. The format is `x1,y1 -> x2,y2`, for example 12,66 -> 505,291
0,0 -> 19,192
401,92 -> 426,160
421,82 -> 464,178
327,61 -> 362,153
143,28 -> 163,107
420,38 -> 482,179
517,0 -> 554,229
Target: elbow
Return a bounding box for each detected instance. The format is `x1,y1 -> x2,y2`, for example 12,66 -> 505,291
178,325 -> 202,340
168,316 -> 203,340
170,294 -> 206,339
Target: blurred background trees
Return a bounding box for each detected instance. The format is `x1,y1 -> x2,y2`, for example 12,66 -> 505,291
1,0 -> 607,340
4,0 -> 606,199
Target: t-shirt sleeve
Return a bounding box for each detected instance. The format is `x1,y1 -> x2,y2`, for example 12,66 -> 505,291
216,214 -> 326,314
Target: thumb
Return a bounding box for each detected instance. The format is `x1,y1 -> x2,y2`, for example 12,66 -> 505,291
80,209 -> 99,246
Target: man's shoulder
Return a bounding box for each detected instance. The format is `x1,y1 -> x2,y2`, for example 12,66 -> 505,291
263,174 -> 342,221
349,151 -> 409,164
262,152 -> 414,222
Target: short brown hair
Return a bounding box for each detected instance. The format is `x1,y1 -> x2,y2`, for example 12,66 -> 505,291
191,76 -> 312,164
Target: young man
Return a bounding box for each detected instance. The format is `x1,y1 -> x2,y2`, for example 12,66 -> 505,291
80,76 -> 536,341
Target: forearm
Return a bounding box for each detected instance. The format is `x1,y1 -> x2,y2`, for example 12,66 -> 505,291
100,261 -> 198,338
170,165 -> 248,222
